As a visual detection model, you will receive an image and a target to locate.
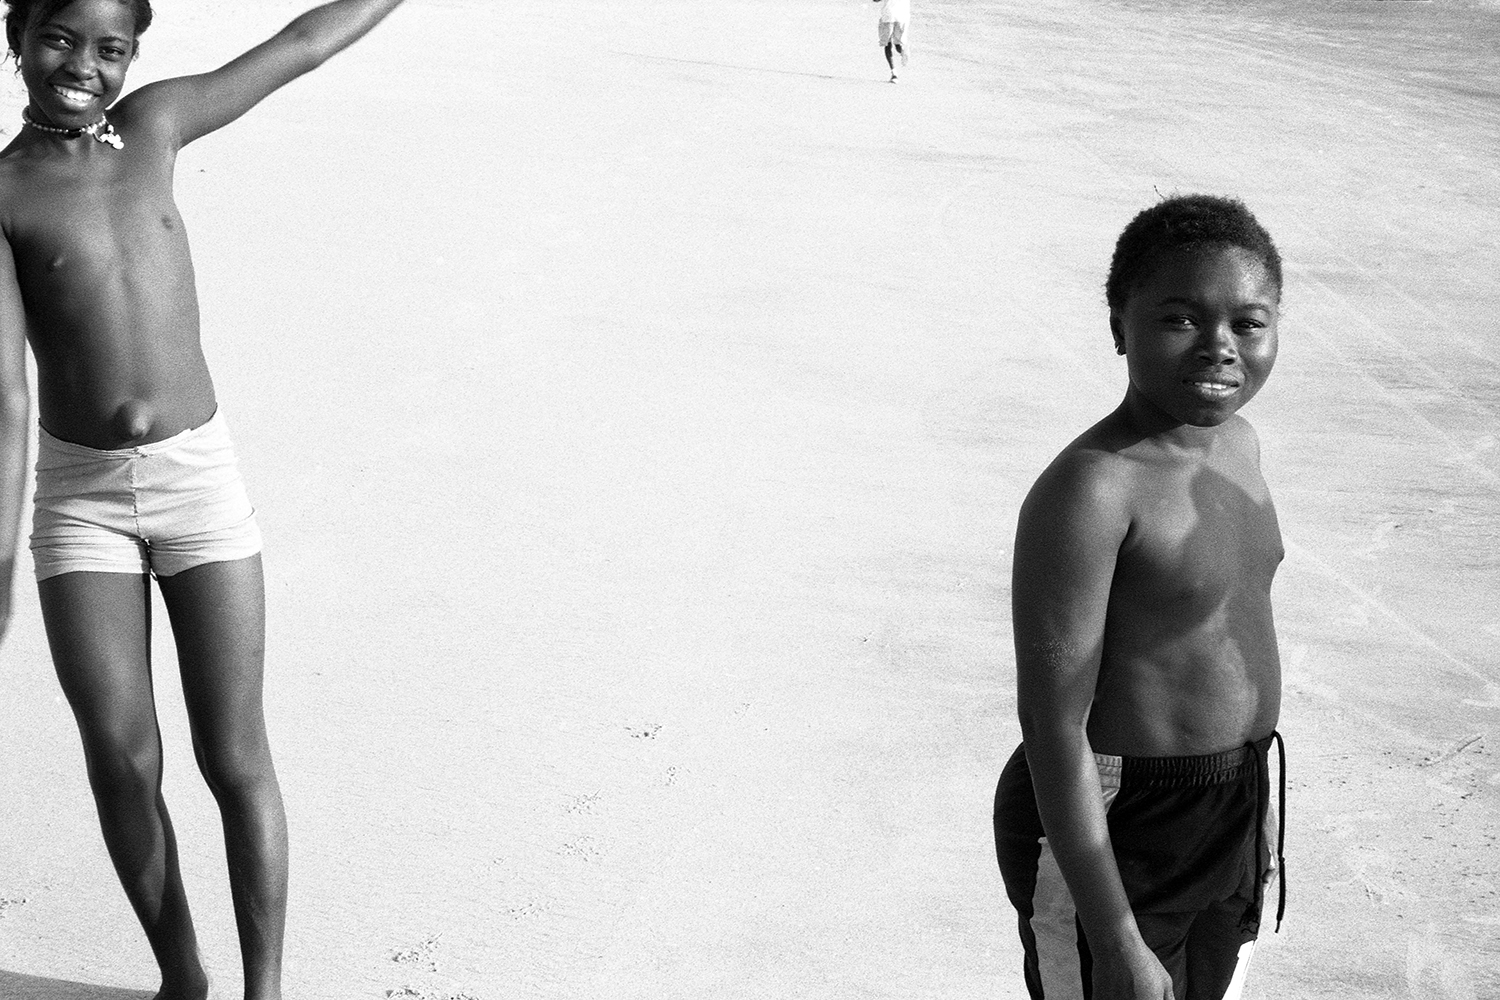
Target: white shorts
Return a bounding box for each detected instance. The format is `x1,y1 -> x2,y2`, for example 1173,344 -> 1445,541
879,20 -> 907,46
30,410 -> 263,580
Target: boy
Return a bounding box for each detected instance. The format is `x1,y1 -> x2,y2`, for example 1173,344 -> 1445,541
0,1 -> 408,997
994,195 -> 1287,1000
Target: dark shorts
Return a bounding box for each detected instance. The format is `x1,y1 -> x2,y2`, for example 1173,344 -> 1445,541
993,735 -> 1284,1000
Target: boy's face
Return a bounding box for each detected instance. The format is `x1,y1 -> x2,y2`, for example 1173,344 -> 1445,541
17,0 -> 137,127
1110,245 -> 1280,428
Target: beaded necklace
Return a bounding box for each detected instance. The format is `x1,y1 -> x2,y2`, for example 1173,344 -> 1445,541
21,107 -> 124,149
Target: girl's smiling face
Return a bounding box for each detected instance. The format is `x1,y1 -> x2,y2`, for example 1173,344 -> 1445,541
1110,244 -> 1280,429
16,0 -> 138,127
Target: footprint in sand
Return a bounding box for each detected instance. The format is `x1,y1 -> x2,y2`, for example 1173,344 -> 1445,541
565,790 -> 602,814
386,938 -> 486,1000
559,834 -> 604,861
505,898 -> 554,920
389,934 -> 442,973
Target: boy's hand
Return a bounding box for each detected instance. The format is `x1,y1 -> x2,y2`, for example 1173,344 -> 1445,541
1091,940 -> 1176,1000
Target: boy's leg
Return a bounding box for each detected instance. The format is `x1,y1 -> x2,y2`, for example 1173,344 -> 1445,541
1180,896 -> 1258,1000
157,555 -> 287,1000
39,571 -> 209,999
1133,911 -> 1195,999
995,750 -> 1087,1000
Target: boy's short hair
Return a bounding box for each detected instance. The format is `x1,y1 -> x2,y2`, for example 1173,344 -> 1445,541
6,0 -> 153,57
1106,194 -> 1283,311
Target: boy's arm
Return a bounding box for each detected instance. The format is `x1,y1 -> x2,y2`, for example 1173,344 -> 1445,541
0,236 -> 29,647
123,0 -> 408,148
1011,455 -> 1174,1000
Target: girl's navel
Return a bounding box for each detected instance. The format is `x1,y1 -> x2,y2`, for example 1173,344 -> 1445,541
112,399 -> 155,443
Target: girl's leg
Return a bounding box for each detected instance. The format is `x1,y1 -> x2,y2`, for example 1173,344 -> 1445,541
885,41 -> 896,72
157,555 -> 286,1000
38,572 -> 209,1000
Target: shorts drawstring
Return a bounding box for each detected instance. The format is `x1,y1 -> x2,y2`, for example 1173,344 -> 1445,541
1254,730 -> 1287,932
1272,729 -> 1286,931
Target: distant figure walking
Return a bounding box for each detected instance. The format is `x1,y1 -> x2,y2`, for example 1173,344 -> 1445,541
872,0 -> 909,82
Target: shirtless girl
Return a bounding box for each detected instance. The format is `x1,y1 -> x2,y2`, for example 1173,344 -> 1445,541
0,2 -> 406,997
994,195 -> 1287,1000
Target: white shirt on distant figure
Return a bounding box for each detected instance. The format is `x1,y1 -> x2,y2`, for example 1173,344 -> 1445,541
876,0 -> 910,25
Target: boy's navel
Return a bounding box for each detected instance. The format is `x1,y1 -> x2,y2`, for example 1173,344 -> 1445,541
47,255 -> 66,272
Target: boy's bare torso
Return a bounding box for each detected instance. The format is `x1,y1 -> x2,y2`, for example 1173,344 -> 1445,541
1067,410 -> 1283,757
0,103 -> 214,450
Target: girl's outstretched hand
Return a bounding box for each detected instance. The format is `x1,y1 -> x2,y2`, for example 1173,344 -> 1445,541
125,0 -> 410,149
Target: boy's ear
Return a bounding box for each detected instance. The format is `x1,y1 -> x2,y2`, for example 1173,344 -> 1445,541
1109,313 -> 1125,355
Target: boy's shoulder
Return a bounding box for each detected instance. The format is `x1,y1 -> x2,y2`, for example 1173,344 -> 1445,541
1022,416 -> 1140,527
1036,409 -> 1151,489
1064,409 -> 1261,472
1023,410 -> 1261,525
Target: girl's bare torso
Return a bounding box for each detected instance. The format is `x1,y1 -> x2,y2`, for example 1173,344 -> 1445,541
0,103 -> 215,449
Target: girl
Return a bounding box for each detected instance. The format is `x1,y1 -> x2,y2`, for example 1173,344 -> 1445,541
0,2 -> 407,997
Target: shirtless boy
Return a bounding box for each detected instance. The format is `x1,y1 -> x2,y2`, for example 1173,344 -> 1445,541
0,1 -> 407,997
994,195 -> 1287,1000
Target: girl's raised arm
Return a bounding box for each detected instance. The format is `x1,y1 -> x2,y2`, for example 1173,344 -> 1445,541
126,0 -> 407,148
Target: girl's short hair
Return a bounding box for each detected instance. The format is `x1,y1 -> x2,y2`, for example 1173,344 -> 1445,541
1106,194 -> 1282,310
6,0 -> 153,58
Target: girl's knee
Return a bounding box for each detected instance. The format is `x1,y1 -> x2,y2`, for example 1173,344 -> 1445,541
193,736 -> 276,801
83,732 -> 163,801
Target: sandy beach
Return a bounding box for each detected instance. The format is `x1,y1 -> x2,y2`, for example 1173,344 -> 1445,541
1,1 -> 1496,997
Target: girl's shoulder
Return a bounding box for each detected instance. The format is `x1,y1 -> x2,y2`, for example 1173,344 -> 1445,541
110,88 -> 178,138
0,138 -> 37,196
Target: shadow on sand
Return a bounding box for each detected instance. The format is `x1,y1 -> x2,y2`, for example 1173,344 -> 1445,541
612,50 -> 864,83
0,971 -> 152,1000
